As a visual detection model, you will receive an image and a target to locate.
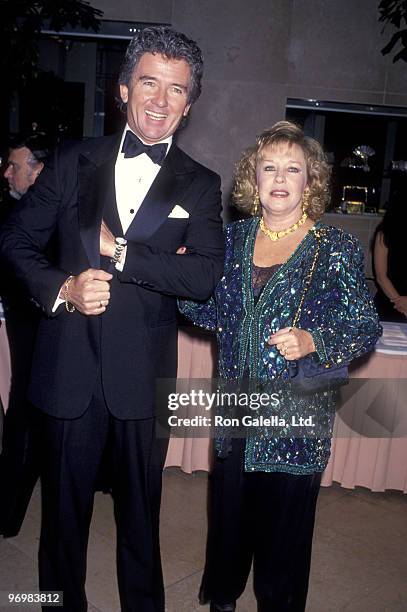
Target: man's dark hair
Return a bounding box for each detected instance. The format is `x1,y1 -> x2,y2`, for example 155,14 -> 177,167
9,133 -> 50,164
119,26 -> 203,105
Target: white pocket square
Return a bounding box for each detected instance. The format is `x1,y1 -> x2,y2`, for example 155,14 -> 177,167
168,204 -> 189,219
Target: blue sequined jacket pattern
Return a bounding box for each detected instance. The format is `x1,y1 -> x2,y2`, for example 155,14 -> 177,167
179,218 -> 381,474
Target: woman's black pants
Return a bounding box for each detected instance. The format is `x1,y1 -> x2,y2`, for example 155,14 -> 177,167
200,440 -> 322,612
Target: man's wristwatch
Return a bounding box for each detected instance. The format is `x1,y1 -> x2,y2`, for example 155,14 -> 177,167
111,237 -> 127,264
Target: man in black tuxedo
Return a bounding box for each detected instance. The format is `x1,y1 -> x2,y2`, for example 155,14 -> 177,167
0,27 -> 223,611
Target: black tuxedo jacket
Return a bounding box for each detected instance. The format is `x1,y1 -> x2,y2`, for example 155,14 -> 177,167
0,134 -> 224,419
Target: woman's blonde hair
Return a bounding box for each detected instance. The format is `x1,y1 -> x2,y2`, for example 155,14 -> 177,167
232,121 -> 331,220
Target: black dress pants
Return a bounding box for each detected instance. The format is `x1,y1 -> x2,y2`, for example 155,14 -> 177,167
38,377 -> 168,612
200,439 -> 322,612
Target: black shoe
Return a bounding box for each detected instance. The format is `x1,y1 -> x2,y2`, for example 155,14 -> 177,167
209,603 -> 236,612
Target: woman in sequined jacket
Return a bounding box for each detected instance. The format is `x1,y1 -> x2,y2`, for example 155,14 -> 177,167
179,121 -> 381,612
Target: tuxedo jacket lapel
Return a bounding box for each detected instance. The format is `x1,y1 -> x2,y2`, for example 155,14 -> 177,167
125,144 -> 195,243
78,135 -> 120,268
102,172 -> 123,238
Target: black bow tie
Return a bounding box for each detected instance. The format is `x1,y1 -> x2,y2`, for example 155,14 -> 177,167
121,130 -> 168,166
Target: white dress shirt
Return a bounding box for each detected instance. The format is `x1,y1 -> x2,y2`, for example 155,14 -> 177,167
115,124 -> 172,234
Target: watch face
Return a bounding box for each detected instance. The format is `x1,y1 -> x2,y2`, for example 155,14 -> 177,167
116,237 -> 127,246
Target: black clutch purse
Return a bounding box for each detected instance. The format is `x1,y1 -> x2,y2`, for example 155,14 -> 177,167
287,359 -> 348,393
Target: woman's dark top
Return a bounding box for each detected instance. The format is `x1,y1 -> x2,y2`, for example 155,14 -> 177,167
374,231 -> 407,322
252,263 -> 281,302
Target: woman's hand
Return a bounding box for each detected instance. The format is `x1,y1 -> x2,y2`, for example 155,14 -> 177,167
393,296 -> 407,316
268,327 -> 315,360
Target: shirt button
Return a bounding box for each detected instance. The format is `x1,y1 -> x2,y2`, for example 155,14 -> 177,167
130,209 -> 134,214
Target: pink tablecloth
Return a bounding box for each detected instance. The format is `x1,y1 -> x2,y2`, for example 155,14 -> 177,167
165,328 -> 407,493
1,321 -> 406,492
320,350 -> 407,492
0,323 -> 10,411
164,328 -> 216,473
0,323 -> 11,453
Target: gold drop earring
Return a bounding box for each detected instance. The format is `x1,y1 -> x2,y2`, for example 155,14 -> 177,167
302,187 -> 310,212
252,189 -> 260,216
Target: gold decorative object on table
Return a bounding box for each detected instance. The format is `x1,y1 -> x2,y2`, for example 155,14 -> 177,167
341,185 -> 368,215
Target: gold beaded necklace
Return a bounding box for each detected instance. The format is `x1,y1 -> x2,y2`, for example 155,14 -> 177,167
259,210 -> 308,241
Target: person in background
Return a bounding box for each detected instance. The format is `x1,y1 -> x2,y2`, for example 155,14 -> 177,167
180,121 -> 381,612
373,196 -> 407,321
3,133 -> 49,202
0,132 -> 51,537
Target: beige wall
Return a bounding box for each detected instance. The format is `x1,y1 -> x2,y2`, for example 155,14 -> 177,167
91,0 -> 407,199
91,0 -> 172,23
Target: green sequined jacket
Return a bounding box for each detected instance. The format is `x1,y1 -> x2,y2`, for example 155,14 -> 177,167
179,218 -> 381,474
